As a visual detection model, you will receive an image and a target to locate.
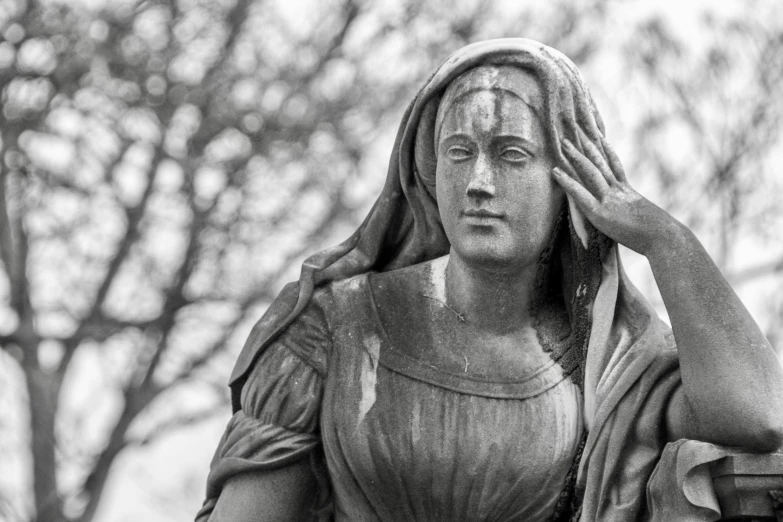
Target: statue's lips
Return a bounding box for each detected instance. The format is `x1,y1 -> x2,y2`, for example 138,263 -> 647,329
462,209 -> 504,219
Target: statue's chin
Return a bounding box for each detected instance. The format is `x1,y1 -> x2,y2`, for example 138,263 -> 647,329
450,241 -> 539,276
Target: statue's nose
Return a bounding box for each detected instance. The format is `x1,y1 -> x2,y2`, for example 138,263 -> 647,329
466,154 -> 495,198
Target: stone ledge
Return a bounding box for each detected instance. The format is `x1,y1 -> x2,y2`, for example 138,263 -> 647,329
710,452 -> 783,521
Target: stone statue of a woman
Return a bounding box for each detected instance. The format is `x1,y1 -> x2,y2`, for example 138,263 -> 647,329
195,38 -> 783,521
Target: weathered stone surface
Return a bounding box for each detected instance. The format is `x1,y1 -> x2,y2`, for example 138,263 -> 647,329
711,453 -> 783,521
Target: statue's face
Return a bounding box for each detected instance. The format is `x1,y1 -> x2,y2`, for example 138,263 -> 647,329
435,88 -> 564,272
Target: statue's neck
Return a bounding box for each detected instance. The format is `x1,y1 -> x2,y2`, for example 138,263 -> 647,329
444,250 -> 537,334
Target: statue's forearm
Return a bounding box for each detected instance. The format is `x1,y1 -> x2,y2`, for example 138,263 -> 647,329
209,460 -> 317,522
647,223 -> 783,451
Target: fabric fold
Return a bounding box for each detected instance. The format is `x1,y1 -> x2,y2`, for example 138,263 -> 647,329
198,301 -> 331,520
194,413 -> 320,521
646,439 -> 751,521
204,413 -> 320,498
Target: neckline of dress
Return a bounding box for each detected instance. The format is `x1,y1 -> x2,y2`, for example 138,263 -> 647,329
360,260 -> 572,400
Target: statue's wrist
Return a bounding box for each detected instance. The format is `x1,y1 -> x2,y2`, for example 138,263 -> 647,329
641,219 -> 692,261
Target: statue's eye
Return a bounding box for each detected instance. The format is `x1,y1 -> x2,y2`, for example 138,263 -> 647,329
500,147 -> 529,163
447,146 -> 473,161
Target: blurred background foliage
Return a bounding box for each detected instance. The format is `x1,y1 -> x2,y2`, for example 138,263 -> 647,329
0,0 -> 781,520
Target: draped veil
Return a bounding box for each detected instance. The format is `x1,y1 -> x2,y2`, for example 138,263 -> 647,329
228,38 -> 681,521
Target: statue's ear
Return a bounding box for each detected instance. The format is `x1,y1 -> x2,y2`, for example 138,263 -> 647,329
567,195 -> 589,249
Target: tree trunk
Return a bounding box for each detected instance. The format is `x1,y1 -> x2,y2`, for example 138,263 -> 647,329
24,355 -> 63,522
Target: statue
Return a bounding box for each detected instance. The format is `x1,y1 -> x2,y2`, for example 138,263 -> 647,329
195,39 -> 783,521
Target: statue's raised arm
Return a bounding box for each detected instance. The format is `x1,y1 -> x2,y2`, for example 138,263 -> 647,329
556,126 -> 783,452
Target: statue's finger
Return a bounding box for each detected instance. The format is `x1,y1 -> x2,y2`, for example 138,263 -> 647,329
552,167 -> 597,214
578,127 -> 614,185
599,135 -> 628,183
562,138 -> 608,199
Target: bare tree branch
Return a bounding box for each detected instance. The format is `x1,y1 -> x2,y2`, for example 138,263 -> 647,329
0,166 -> 30,323
62,147 -> 164,364
729,255 -> 783,285
74,383 -> 158,522
172,184 -> 351,382
126,403 -> 226,447
0,170 -> 13,296
201,0 -> 254,86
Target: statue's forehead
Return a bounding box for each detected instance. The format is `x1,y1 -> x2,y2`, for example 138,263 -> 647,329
440,91 -> 540,139
435,65 -> 543,145
450,65 -> 542,95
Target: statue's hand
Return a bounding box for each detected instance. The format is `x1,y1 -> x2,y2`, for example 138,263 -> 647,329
555,135 -> 783,456
552,130 -> 680,256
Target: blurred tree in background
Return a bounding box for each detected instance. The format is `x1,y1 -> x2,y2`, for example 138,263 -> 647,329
0,0 -> 781,521
620,1 -> 783,340
0,0 -> 612,520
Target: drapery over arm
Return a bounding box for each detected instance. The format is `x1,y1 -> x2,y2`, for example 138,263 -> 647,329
196,298 -> 332,521
577,248 -> 682,521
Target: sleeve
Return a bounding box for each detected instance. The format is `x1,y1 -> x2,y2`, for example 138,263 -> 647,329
195,294 -> 332,521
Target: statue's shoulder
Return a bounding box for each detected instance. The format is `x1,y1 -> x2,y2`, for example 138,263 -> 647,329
228,262 -> 438,404
371,260 -> 435,300
328,259 -> 434,297
323,259 -> 439,320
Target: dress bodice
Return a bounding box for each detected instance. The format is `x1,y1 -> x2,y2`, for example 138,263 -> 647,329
196,257 -> 585,522
319,257 -> 584,521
